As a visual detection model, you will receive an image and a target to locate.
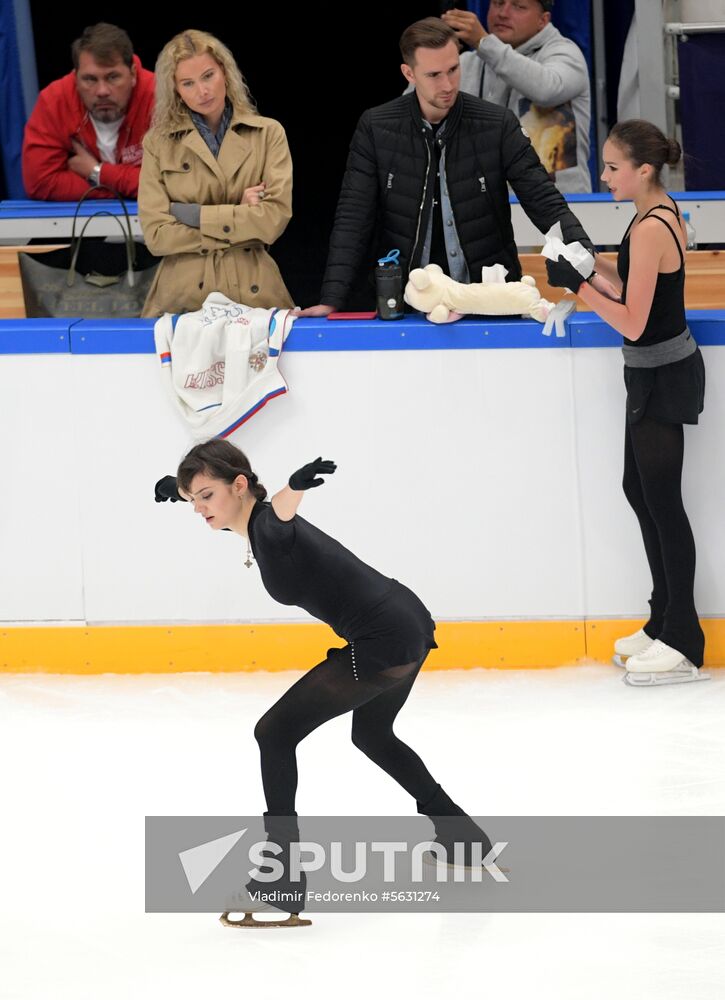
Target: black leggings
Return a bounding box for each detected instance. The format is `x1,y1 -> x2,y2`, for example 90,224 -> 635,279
253,646 -> 440,814
622,414 -> 704,666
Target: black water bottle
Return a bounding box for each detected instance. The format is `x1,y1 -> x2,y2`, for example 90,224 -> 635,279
375,249 -> 403,320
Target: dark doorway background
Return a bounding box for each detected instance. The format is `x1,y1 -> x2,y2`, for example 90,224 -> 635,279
30,1 -> 437,306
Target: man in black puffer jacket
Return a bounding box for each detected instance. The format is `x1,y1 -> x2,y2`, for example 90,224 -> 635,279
299,17 -> 592,316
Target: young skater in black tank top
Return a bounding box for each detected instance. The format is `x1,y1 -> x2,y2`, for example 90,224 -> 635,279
546,120 -> 706,687
156,439 -> 493,925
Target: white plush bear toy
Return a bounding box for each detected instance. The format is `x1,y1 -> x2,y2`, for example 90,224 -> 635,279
404,263 -> 553,324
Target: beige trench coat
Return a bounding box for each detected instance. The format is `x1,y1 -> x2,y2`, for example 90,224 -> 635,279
138,111 -> 294,317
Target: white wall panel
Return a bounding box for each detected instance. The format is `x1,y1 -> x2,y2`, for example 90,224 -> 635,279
70,348 -> 582,623
0,357 -> 84,620
5,343 -> 723,624
573,346 -> 725,618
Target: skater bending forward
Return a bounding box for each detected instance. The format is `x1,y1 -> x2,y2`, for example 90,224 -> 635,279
160,439 -> 491,925
546,119 -> 706,687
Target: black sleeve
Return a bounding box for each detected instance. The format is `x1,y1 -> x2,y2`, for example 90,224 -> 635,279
500,109 -> 593,248
320,111 -> 380,309
252,503 -> 296,552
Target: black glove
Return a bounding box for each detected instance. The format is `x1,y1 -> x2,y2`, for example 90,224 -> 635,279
545,255 -> 586,293
289,457 -> 337,491
154,475 -> 185,503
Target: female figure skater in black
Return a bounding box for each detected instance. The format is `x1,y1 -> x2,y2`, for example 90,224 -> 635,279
157,438 -> 491,926
546,119 -> 706,687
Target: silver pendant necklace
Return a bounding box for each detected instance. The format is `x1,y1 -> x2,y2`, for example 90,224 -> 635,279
244,537 -> 254,569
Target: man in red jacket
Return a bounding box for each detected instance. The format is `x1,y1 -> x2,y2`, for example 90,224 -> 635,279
22,23 -> 155,200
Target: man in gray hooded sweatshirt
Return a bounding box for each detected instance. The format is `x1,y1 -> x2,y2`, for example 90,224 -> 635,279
442,0 -> 591,193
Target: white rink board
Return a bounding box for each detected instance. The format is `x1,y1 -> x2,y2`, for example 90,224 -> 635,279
572,345 -> 725,617
71,349 -> 581,622
3,344 -> 723,624
0,356 -> 84,620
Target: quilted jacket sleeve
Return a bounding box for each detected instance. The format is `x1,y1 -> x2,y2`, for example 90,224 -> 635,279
320,111 -> 380,309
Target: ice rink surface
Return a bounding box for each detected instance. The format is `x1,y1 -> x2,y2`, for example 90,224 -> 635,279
2,664 -> 724,1000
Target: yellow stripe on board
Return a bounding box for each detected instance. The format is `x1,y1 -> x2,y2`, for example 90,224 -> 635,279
0,620 -> 722,674
585,619 -> 725,667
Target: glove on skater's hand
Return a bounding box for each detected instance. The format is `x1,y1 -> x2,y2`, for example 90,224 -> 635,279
154,475 -> 185,503
546,255 -> 586,293
289,458 -> 337,491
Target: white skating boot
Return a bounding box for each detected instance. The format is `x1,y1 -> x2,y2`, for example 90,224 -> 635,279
220,886 -> 311,928
613,627 -> 654,668
623,639 -> 710,687
220,812 -> 311,928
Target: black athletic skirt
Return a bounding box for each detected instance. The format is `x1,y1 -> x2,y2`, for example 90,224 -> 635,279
624,348 -> 705,425
332,580 -> 438,683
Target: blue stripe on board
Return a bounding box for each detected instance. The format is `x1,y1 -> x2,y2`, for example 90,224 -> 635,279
569,312 -> 621,347
69,319 -> 155,354
0,318 -> 74,354
570,310 -> 725,348
0,199 -> 139,218
3,193 -> 724,218
3,311 -> 724,356
284,314 -> 572,350
509,191 -> 725,204
687,313 -> 725,346
66,315 -> 572,353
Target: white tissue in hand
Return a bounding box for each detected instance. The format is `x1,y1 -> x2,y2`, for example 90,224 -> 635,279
479,263 -> 509,284
541,222 -> 594,279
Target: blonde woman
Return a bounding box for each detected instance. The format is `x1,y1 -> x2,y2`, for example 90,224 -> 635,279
139,29 -> 293,317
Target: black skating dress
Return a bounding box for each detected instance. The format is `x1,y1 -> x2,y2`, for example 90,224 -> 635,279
247,500 -> 437,681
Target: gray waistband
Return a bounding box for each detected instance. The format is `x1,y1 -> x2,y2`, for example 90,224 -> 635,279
622,327 -> 697,368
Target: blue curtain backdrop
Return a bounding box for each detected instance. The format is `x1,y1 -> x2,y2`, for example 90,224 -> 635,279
678,34 -> 725,190
601,0 -> 634,125
0,0 -> 38,197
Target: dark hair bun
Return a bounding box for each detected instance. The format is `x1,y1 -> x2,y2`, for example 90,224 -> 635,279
177,438 -> 268,502
609,119 -> 681,182
667,138 -> 682,167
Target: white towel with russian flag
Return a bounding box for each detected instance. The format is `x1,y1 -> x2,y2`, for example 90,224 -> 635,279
154,292 -> 295,439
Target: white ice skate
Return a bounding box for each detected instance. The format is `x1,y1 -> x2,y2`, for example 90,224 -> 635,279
220,886 -> 311,929
623,639 -> 710,687
612,627 -> 654,668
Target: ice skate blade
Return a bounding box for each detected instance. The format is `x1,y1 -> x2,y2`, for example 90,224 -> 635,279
623,666 -> 710,687
220,910 -> 311,928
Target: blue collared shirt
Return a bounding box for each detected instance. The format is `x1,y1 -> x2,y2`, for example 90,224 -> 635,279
420,119 -> 469,283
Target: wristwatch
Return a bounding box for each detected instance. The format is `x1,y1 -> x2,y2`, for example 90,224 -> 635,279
88,163 -> 102,187
585,271 -> 597,286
